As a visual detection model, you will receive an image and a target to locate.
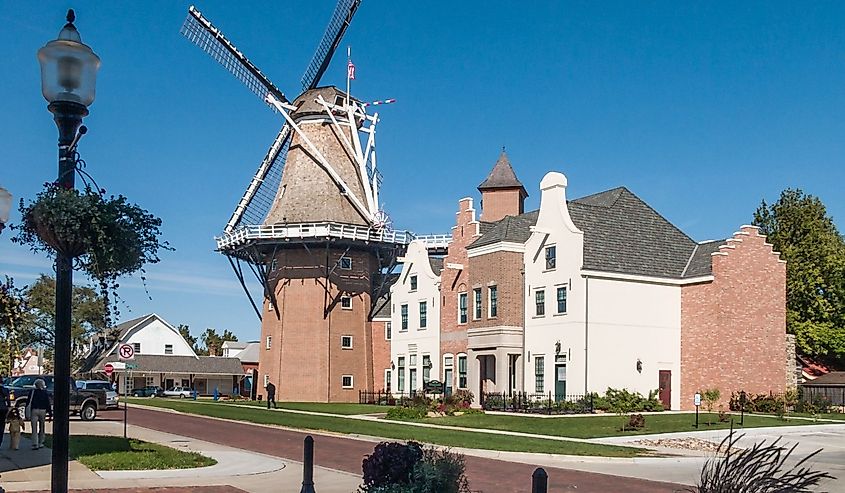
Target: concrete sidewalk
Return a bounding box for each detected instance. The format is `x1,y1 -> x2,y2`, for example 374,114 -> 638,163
0,418 -> 361,493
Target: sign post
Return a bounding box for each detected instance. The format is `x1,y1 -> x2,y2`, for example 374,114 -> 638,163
104,363 -> 114,376
694,392 -> 702,429
118,346 -> 136,440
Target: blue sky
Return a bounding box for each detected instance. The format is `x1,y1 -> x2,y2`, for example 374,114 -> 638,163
1,1 -> 843,342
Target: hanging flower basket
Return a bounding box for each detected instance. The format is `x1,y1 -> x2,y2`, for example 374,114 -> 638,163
13,183 -> 170,321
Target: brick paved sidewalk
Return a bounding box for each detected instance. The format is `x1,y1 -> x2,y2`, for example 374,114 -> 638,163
18,488 -> 246,493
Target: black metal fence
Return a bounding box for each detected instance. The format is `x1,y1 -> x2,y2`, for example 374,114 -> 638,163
359,389 -> 421,406
481,391 -> 594,415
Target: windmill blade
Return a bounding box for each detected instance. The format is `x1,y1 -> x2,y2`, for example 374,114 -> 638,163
225,125 -> 292,232
301,0 -> 362,91
181,6 -> 289,110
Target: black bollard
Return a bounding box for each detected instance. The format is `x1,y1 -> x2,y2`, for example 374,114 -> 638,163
532,467 -> 548,493
300,435 -> 316,493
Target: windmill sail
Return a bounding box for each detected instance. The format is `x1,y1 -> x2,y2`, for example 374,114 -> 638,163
301,0 -> 362,91
181,6 -> 289,109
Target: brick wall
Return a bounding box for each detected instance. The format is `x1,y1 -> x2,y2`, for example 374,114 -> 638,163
467,251 -> 525,329
440,198 -> 480,386
680,226 -> 787,410
480,188 -> 524,222
371,320 -> 391,390
258,248 -> 376,403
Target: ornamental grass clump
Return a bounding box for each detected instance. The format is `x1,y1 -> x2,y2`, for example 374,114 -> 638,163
688,431 -> 835,493
13,183 -> 170,322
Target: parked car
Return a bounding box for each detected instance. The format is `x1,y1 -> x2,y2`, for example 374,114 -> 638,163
76,380 -> 119,409
9,375 -> 107,421
164,386 -> 193,398
132,386 -> 164,398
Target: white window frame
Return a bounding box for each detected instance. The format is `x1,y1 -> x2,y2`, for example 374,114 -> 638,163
384,369 -> 392,391
488,285 -> 498,318
164,344 -> 173,355
341,335 -> 353,349
556,285 -> 568,315
458,292 -> 468,324
341,375 -> 354,389
545,244 -> 557,270
340,295 -> 352,310
419,301 -> 427,329
400,304 -> 409,331
409,275 -> 418,291
339,256 -> 352,270
457,353 -> 468,389
473,287 -> 482,320
535,288 -> 546,317
265,336 -> 272,350
385,322 -> 392,341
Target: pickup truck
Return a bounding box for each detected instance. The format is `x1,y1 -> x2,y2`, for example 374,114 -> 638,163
8,375 -> 108,421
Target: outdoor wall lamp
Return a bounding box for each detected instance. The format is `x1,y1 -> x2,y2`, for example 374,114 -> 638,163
636,358 -> 643,373
555,341 -> 561,354
0,187 -> 11,234
390,361 -> 396,370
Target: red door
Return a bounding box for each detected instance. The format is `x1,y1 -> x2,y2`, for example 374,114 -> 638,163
658,370 -> 671,410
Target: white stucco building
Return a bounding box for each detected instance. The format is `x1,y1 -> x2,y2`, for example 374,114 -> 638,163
389,241 -> 443,394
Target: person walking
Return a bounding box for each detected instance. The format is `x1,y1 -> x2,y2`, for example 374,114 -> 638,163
8,407 -> 24,450
0,379 -> 9,449
28,378 -> 51,449
265,381 -> 277,409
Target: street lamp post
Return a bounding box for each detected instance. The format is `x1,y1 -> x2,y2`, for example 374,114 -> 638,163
37,10 -> 99,493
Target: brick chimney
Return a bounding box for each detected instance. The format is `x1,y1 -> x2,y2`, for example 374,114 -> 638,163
477,149 -> 527,222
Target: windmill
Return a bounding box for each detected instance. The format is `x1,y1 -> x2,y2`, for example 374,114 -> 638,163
180,1 -> 430,402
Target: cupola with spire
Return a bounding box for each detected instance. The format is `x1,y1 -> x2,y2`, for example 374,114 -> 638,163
477,148 -> 528,222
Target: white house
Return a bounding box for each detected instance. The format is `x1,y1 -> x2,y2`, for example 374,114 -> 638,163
389,241 -> 443,395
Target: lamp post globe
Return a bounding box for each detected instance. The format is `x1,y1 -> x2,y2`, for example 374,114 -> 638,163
0,186 -> 11,234
37,9 -> 99,493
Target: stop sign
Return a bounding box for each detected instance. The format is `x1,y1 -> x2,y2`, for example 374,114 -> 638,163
104,363 -> 114,376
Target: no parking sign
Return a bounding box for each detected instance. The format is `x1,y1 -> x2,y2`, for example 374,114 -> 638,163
118,344 -> 135,360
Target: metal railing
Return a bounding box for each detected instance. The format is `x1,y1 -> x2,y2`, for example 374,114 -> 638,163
216,222 -> 451,251
359,390 -> 422,406
481,391 -> 595,415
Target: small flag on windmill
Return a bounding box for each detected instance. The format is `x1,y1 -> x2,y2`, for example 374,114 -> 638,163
347,48 -> 356,80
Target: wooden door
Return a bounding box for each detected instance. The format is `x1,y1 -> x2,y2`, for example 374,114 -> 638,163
659,370 -> 671,409
555,364 -> 567,401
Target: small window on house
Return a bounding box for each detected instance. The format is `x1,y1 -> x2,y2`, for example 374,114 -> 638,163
401,304 -> 409,331
145,376 -> 155,386
398,357 -> 406,392
341,375 -> 353,388
458,292 -> 468,324
341,296 -> 352,309
489,286 -> 498,318
535,356 -> 545,393
164,344 -> 173,355
535,289 -> 545,316
473,288 -> 482,319
556,286 -> 567,314
419,301 -> 427,329
458,355 -> 467,389
410,275 -> 418,291
264,374 -> 270,387
422,355 -> 431,383
341,335 -> 353,349
545,245 -> 556,270
265,336 -> 272,350
409,353 -> 418,366
339,256 -> 352,270
385,322 -> 392,340
133,343 -> 141,354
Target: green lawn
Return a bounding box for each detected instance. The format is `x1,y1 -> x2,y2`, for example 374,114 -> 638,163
419,412 -> 827,439
43,435 -> 216,471
769,412 -> 845,421
126,398 -> 643,457
220,399 -> 388,415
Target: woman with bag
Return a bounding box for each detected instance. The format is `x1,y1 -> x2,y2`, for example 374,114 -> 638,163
27,379 -> 51,450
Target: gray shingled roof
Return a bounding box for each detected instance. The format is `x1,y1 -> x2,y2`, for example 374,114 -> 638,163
429,257 -> 444,275
93,354 -> 245,375
803,372 -> 845,386
468,187 -> 723,280
478,151 -> 527,194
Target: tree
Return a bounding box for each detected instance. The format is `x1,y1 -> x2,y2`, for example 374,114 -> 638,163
753,189 -> 845,368
177,324 -> 199,353
0,277 -> 30,375
701,388 -> 721,425
198,328 -> 238,356
21,274 -> 107,369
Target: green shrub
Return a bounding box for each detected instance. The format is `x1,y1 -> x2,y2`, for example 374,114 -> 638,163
386,407 -> 427,420
361,443 -> 470,493
627,414 -> 646,430
361,441 -> 424,491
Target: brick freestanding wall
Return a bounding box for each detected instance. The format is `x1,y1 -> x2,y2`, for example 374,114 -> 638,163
680,226 -> 787,410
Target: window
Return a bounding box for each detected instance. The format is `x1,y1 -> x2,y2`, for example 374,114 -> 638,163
164,344 -> 173,355
385,369 -> 392,391
266,336 -> 272,349
545,245 -> 556,270
410,275 -> 418,291
341,375 -> 353,388
489,286 -> 498,317
145,376 -> 155,386
556,286 -> 567,314
535,289 -> 545,316
385,322 -> 392,341
339,256 -> 352,270
340,296 -> 352,309
458,293 -> 468,324
419,301 -> 427,328
398,357 -> 406,392
422,355 -> 431,383
409,354 -> 418,366
458,355 -> 467,389
535,356 -> 545,393
133,342 -> 141,354
410,368 -> 417,391
473,288 -> 482,320
401,304 -> 409,331
341,335 -> 353,349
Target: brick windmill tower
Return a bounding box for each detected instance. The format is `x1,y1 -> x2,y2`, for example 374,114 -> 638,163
181,1 -> 435,401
